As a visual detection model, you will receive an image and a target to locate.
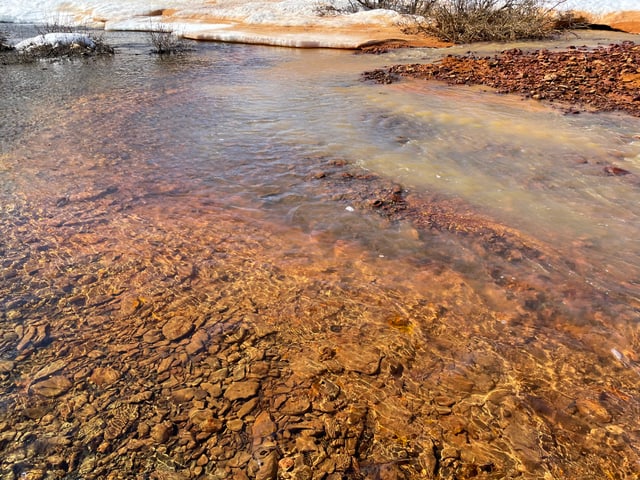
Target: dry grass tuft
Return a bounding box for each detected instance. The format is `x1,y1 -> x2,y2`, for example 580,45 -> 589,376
399,0 -> 568,44
0,28 -> 11,51
349,0 -> 437,14
35,18 -> 75,36
148,24 -> 189,55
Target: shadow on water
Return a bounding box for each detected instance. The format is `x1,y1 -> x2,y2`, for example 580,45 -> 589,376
1,27 -> 640,479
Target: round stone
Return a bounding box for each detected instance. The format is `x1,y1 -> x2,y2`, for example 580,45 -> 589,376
89,367 -> 120,387
161,315 -> 194,342
30,376 -> 72,397
224,381 -> 260,401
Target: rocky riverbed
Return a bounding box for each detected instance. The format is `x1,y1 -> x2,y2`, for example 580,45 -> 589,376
2,152 -> 640,479
1,35 -> 640,480
364,40 -> 640,117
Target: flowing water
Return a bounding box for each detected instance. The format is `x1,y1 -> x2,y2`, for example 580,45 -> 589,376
1,29 -> 640,479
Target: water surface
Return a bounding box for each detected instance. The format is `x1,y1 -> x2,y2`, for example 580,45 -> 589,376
1,29 -> 639,479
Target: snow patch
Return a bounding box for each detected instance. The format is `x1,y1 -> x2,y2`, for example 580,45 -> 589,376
3,0 -> 634,28
553,0 -> 640,16
14,33 -> 96,51
0,0 -> 637,50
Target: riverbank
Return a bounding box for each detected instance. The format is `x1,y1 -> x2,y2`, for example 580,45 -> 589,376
0,0 -> 639,49
2,24 -> 640,480
364,40 -> 640,117
181,21 -> 451,50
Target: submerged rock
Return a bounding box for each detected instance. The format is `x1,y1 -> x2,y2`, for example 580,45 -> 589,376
30,375 -> 72,397
161,315 -> 194,341
89,367 -> 120,387
224,381 -> 260,401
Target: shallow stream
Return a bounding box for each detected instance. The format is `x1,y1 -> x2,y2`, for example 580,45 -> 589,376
1,29 -> 639,479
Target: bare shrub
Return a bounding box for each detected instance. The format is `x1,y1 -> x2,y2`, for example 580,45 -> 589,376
315,3 -> 359,16
4,24 -> 114,62
551,10 -> 590,30
409,0 -> 567,43
35,16 -> 74,35
0,27 -> 12,51
12,40 -> 113,63
27,15 -> 114,57
148,24 -> 188,55
350,0 -> 437,14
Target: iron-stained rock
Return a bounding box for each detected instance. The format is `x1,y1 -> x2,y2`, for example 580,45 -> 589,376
151,422 -> 174,444
161,315 -> 194,341
335,344 -> 381,375
89,367 -> 120,387
31,375 -> 72,397
224,381 -> 260,401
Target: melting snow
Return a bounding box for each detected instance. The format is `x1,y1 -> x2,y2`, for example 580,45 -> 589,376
0,0 -> 636,49
14,32 -> 96,51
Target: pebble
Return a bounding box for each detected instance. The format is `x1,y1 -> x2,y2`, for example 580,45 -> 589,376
227,451 -> 252,468
89,367 -> 120,387
16,324 -> 49,351
161,315 -> 194,342
210,367 -> 229,383
295,434 -> 318,453
252,411 -> 276,447
171,388 -> 197,404
334,344 -> 381,375
237,397 -> 259,418
281,396 -> 311,416
143,329 -> 163,343
151,422 -> 173,444
46,455 -> 67,468
0,359 -> 15,373
186,329 -> 209,355
30,375 -> 72,397
224,381 -> 260,401
575,398 -> 612,423
199,415 -> 224,433
227,418 -> 244,432
255,450 -> 279,480
201,382 -> 223,399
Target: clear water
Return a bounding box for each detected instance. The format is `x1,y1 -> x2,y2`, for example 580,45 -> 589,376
1,29 -> 640,478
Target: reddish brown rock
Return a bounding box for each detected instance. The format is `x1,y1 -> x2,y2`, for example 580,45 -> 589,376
335,344 -> 381,375
161,315 -> 194,341
150,423 -> 173,444
89,367 -> 120,387
252,411 -> 276,448
185,329 -> 209,355
171,387 -> 197,404
224,381 -> 260,401
364,42 -> 640,118
30,375 -> 72,397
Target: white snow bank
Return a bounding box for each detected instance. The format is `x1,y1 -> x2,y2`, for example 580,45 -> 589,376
3,0 -> 634,28
552,0 -> 640,16
184,28 -> 385,49
14,33 -> 96,51
0,0 -> 637,50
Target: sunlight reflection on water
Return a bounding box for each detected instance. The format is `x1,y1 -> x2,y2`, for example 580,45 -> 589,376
1,29 -> 640,478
